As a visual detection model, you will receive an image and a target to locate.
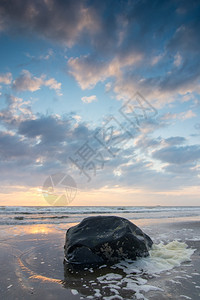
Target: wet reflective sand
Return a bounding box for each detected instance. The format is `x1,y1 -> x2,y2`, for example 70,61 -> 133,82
0,219 -> 200,299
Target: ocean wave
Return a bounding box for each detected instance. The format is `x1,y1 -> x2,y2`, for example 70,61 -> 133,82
1,206 -> 200,215
0,206 -> 200,226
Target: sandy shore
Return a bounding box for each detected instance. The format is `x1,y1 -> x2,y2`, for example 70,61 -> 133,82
0,217 -> 200,300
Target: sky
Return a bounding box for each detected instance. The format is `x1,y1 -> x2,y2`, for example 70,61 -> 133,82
0,0 -> 200,206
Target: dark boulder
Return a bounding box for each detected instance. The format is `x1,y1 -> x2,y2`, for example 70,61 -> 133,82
64,216 -> 153,267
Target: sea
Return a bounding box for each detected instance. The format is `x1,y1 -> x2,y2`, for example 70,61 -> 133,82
1,205 -> 200,225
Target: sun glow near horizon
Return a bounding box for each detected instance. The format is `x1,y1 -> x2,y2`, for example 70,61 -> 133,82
1,184 -> 200,207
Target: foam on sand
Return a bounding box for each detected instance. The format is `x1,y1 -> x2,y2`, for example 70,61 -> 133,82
101,241 -> 196,300
134,240 -> 196,275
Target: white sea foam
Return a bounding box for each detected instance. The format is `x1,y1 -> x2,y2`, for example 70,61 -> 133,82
180,296 -> 192,299
186,237 -> 200,241
95,241 -> 195,300
130,241 -> 195,275
71,289 -> 78,295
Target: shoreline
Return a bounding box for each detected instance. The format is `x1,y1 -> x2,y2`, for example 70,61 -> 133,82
0,217 -> 200,299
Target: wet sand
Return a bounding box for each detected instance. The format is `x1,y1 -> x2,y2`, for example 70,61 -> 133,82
0,217 -> 200,300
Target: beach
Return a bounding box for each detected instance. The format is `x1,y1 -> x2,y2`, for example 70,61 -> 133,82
0,207 -> 200,300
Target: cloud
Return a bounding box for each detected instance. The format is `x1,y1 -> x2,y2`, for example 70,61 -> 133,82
135,136 -> 161,151
105,82 -> 112,92
13,70 -> 62,95
0,110 -> 97,185
0,106 -> 199,192
81,95 -> 97,104
13,70 -> 43,92
1,0 -> 200,103
0,131 -> 30,160
1,0 -> 200,197
164,136 -> 186,146
161,110 -> 196,121
164,163 -> 198,175
0,94 -> 34,127
39,49 -> 53,60
0,0 -> 99,47
44,78 -> 62,95
153,145 -> 200,165
173,52 -> 182,67
26,49 -> 54,61
181,110 -> 196,120
0,72 -> 12,84
68,53 -> 142,89
68,55 -> 107,89
67,0 -> 200,104
168,20 -> 200,55
151,53 -> 164,66
18,115 -> 70,144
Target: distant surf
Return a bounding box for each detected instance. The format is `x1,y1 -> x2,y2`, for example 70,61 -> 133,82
0,206 -> 200,225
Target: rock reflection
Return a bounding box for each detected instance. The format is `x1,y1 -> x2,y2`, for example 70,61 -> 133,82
63,261 -> 143,299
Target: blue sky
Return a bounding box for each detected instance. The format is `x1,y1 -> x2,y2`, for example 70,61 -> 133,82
0,0 -> 200,206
